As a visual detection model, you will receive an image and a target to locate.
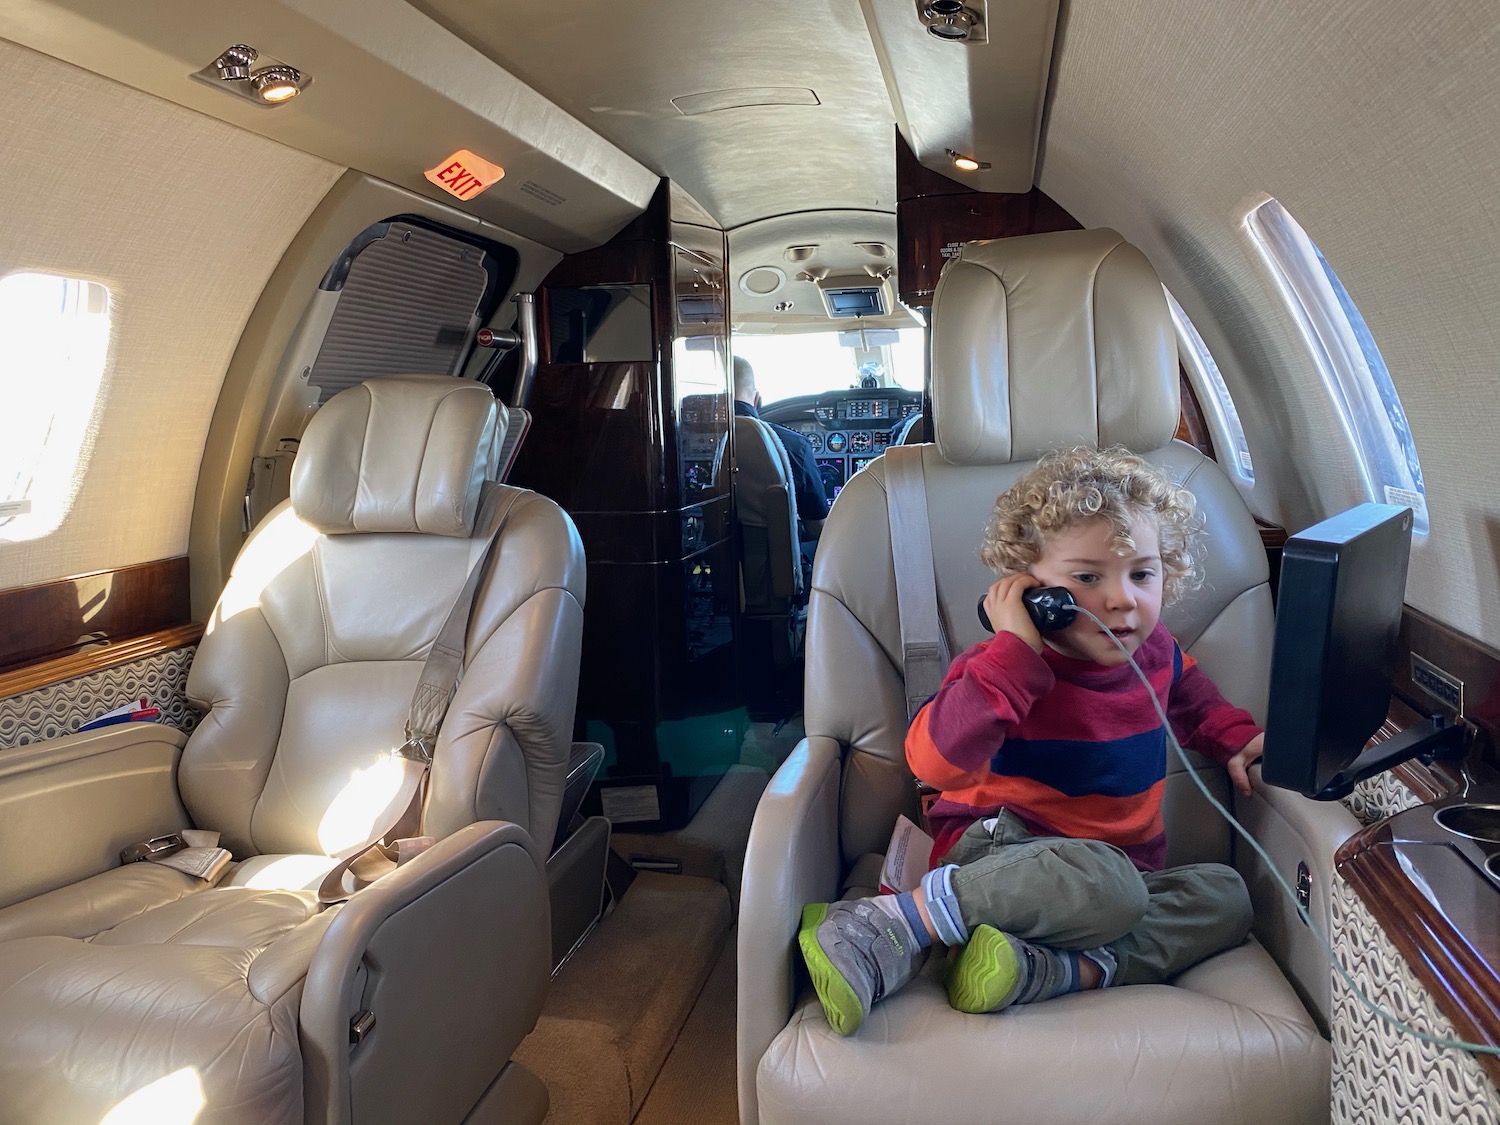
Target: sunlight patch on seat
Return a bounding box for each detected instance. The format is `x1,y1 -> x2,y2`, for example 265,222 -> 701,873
99,1067 -> 205,1125
316,751 -> 413,857
211,506 -> 318,624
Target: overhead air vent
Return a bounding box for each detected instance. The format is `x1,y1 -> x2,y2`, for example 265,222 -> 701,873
671,88 -> 821,116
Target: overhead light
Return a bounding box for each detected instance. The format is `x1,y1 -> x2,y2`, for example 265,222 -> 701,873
212,44 -> 257,82
250,65 -> 303,104
194,46 -> 308,107
946,148 -> 991,172
921,1 -> 980,42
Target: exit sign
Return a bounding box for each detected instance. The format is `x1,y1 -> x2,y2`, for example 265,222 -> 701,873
424,150 -> 505,201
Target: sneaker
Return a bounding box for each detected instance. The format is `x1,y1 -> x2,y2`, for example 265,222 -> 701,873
946,924 -> 1079,1014
798,899 -> 924,1036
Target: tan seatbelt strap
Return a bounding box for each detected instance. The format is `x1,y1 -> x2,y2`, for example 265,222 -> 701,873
403,488 -> 525,760
885,446 -> 952,721
319,488 -> 523,904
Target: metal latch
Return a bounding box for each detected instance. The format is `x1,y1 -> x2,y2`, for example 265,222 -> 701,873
1296,862 -> 1311,923
349,1010 -> 377,1044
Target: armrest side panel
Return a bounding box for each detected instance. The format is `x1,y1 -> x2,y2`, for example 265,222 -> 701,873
737,736 -> 842,1125
301,820 -> 549,1125
0,725 -> 188,909
1235,767 -> 1361,1030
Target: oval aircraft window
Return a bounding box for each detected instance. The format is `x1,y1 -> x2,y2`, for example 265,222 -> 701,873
1246,198 -> 1430,534
0,272 -> 111,541
1164,288 -> 1255,486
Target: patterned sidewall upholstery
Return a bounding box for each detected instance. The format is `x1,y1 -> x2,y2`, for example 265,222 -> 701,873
1332,875 -> 1500,1124
0,646 -> 200,750
1342,773 -> 1425,827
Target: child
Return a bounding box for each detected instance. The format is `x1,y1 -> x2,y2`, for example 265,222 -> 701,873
799,446 -> 1266,1036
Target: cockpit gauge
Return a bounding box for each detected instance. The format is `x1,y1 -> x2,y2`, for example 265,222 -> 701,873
825,431 -> 849,454
850,431 -> 873,453
805,429 -> 824,452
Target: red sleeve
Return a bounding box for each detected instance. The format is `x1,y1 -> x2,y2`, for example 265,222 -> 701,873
905,631 -> 1054,790
1167,648 -> 1263,765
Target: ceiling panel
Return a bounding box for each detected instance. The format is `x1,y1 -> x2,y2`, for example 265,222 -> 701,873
409,0 -> 900,230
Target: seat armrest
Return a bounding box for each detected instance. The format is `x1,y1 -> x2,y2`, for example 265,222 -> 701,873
737,736 -> 842,1125
0,724 -> 188,909
301,820 -> 550,1125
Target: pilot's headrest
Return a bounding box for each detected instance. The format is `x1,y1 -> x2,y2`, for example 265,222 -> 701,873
930,228 -> 1179,466
291,375 -> 505,537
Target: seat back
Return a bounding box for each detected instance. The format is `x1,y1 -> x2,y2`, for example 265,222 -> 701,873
183,374 -> 586,863
805,229 -> 1274,872
720,414 -> 803,614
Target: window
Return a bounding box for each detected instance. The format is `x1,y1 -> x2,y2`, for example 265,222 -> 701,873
1246,198 -> 1429,532
0,272 -> 112,540
731,326 -> 926,407
1164,289 -> 1254,484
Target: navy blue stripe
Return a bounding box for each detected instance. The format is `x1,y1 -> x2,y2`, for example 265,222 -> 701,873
989,727 -> 1167,798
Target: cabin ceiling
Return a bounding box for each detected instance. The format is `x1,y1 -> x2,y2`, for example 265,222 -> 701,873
408,0 -> 903,231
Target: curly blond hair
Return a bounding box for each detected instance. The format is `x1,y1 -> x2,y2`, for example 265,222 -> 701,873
980,447 -> 1203,604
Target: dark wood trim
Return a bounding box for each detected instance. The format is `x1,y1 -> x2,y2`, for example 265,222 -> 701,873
0,558 -> 192,673
1174,367 -> 1216,460
894,129 -> 1081,308
0,623 -> 203,700
1395,605 -> 1500,767
1336,794 -> 1500,1085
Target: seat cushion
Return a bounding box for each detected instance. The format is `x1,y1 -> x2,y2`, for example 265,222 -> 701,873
0,886 -> 333,1125
757,939 -> 1329,1125
0,862 -> 210,943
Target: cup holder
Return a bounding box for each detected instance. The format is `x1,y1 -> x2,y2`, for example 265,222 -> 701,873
1487,853 -> 1500,883
1433,803 -> 1500,844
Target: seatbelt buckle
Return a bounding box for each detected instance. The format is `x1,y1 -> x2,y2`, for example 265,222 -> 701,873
398,726 -> 434,764
120,833 -> 186,865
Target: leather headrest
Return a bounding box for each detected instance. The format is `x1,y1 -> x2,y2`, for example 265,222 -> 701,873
291,375 -> 505,536
930,228 -> 1179,466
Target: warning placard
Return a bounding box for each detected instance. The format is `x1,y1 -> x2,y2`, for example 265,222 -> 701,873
424,150 -> 505,201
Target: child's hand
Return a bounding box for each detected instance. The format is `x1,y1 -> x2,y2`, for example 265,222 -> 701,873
984,574 -> 1044,653
1226,733 -> 1265,797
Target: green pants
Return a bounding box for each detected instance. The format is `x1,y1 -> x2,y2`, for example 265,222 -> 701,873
944,810 -> 1252,985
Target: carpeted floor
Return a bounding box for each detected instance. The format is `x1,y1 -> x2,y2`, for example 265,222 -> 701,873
516,723 -> 795,1124
632,929 -> 740,1125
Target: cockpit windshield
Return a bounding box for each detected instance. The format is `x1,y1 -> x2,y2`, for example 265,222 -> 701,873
732,326 -> 927,407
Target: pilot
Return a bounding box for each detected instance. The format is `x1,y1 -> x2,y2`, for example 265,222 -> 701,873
733,356 -> 832,539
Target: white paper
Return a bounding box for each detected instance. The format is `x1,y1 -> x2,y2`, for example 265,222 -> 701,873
880,814 -> 934,895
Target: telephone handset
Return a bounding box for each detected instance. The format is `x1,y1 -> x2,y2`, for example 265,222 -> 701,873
976,586 -> 1078,634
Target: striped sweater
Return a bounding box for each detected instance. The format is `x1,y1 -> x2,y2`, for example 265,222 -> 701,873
906,623 -> 1261,872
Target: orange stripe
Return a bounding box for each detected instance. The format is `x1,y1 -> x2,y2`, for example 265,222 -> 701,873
906,704 -> 981,790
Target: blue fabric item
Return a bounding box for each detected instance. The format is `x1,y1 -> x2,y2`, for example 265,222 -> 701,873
921,863 -> 968,946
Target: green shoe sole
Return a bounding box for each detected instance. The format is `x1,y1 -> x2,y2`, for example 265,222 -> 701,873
797,902 -> 866,1036
947,923 -> 1021,1014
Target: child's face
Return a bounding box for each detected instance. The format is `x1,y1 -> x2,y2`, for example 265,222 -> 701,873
1029,513 -> 1164,665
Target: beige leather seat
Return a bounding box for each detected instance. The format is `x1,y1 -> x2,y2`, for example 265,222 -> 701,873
737,230 -> 1330,1125
0,375 -> 585,1125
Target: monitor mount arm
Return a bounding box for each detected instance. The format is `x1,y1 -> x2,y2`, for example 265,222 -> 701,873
1311,714 -> 1468,801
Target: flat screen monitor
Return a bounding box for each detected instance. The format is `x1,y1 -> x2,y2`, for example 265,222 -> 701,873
1261,503 -> 1414,798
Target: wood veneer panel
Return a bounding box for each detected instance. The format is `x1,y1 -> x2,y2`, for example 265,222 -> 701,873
0,558 -> 191,672
1337,811 -> 1500,1085
894,130 -> 1081,308
0,623 -> 203,700
1396,606 -> 1500,766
